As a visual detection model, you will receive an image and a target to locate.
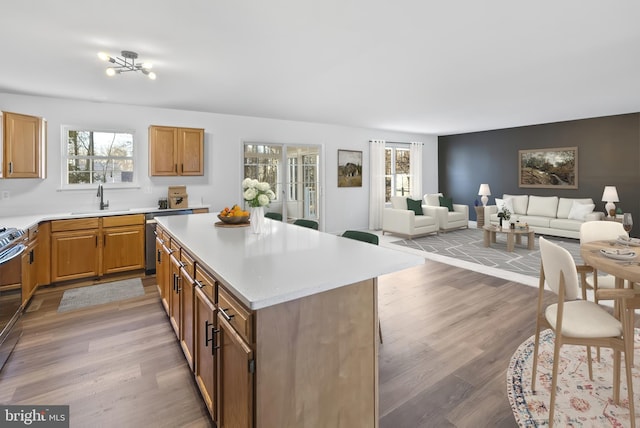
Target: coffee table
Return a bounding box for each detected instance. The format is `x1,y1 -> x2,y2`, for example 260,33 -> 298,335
483,225 -> 535,252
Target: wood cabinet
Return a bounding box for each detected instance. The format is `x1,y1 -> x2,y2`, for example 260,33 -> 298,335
51,218 -> 101,282
2,111 -> 46,178
169,250 -> 182,337
155,229 -> 171,313
194,266 -> 217,422
51,215 -> 145,283
21,225 -> 40,304
179,251 -> 195,370
217,313 -> 254,428
149,125 -> 204,176
102,214 -> 145,274
36,221 -> 51,287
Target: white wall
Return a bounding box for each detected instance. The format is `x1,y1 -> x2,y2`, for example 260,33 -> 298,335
0,93 -> 437,233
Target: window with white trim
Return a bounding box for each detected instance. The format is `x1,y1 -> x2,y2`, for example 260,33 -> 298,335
62,127 -> 135,187
385,145 -> 410,202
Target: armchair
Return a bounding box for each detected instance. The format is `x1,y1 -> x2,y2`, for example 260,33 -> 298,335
382,196 -> 438,238
422,193 -> 469,232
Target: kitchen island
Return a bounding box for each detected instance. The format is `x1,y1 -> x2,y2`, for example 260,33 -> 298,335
155,213 -> 423,428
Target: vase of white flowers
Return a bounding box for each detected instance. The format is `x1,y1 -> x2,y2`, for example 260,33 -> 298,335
243,178 -> 276,234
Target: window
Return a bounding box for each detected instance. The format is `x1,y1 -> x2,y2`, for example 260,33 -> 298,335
385,145 -> 410,202
62,127 -> 135,187
243,144 -> 281,201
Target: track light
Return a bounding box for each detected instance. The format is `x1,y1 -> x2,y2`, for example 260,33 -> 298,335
97,50 -> 157,79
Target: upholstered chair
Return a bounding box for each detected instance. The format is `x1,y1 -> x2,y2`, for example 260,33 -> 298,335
382,196 -> 438,238
422,193 -> 469,232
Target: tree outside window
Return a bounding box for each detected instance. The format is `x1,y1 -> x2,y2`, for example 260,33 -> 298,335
65,129 -> 134,185
385,147 -> 410,202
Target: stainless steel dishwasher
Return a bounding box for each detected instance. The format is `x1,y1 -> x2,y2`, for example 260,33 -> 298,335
145,209 -> 193,274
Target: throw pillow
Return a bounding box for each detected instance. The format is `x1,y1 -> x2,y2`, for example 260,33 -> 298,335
439,196 -> 454,212
495,197 -> 514,215
568,201 -> 595,221
424,193 -> 443,207
406,198 -> 423,215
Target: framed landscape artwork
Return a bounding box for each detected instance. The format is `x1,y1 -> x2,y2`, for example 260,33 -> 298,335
337,149 -> 362,187
518,147 -> 578,189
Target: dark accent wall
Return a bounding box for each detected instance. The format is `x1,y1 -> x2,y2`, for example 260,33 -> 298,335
438,113 -> 640,227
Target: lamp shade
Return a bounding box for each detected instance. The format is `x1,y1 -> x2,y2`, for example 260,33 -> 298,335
478,184 -> 491,196
478,184 -> 491,207
601,186 -> 619,202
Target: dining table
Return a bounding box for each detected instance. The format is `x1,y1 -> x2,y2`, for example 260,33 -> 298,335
580,239 -> 640,364
580,240 -> 640,289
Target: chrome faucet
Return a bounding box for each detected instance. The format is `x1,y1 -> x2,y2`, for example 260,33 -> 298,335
97,184 -> 109,210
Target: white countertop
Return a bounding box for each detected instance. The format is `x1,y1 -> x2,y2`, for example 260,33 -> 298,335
157,213 -> 424,310
0,206 -> 209,230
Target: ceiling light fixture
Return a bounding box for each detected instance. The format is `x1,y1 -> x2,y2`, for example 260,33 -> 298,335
97,50 -> 156,80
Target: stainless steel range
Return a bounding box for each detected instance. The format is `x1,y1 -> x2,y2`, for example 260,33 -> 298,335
0,227 -> 26,372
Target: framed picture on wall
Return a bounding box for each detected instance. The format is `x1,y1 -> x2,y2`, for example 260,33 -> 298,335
337,150 -> 362,187
518,147 -> 578,189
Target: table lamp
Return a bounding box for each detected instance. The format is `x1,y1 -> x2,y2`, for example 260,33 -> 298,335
601,185 -> 619,217
478,184 -> 491,207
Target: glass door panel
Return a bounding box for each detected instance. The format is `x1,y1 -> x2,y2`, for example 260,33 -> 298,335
244,143 -> 320,225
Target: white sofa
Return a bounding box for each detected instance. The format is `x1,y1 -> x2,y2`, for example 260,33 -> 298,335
423,193 -> 469,232
382,196 -> 438,238
485,194 -> 604,239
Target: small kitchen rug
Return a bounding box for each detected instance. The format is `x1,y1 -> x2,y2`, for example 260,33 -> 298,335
57,278 -> 144,313
507,328 -> 640,427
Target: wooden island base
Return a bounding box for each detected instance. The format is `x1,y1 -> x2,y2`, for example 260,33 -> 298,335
256,279 -> 377,427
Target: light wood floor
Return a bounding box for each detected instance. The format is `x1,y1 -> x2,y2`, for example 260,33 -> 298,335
0,261 -> 558,427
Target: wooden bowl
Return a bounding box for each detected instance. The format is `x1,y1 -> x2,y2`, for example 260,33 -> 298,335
217,214 -> 250,224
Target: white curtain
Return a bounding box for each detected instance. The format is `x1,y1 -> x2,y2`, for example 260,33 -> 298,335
369,140 -> 386,230
410,142 -> 423,200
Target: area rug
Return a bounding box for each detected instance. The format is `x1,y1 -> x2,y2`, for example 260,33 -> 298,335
507,328 -> 640,427
57,278 -> 144,313
389,227 -> 583,280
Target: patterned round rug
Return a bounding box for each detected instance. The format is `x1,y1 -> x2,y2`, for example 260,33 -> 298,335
507,328 -> 640,427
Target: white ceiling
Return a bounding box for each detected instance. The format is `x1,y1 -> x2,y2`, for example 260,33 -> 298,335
2,1 -> 640,135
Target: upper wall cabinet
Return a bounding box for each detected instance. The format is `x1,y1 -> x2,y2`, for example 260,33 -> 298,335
2,111 -> 47,178
149,125 -> 204,176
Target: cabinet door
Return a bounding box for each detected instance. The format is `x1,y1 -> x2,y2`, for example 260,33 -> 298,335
3,112 -> 43,178
161,239 -> 172,314
155,235 -> 166,309
51,230 -> 100,282
36,221 -> 51,287
169,253 -> 182,337
178,127 -> 204,176
149,126 -> 178,176
180,263 -> 195,370
217,315 -> 254,428
194,286 -> 217,422
22,241 -> 38,304
102,225 -> 145,274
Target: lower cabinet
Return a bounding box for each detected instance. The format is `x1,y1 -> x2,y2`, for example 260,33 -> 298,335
155,232 -> 171,313
179,251 -> 195,370
102,215 -> 145,274
194,267 -> 217,422
51,226 -> 100,282
169,251 -> 182,336
217,314 -> 254,428
162,235 -> 254,427
50,215 -> 144,283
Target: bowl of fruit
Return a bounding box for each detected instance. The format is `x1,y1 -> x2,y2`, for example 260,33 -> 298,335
217,205 -> 250,224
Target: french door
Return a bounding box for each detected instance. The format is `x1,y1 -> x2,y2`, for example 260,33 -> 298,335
243,143 -> 321,226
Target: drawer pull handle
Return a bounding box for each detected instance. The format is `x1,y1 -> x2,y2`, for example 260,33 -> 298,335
205,320 -> 220,355
219,308 -> 234,321
157,250 -> 161,263
194,279 -> 204,288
